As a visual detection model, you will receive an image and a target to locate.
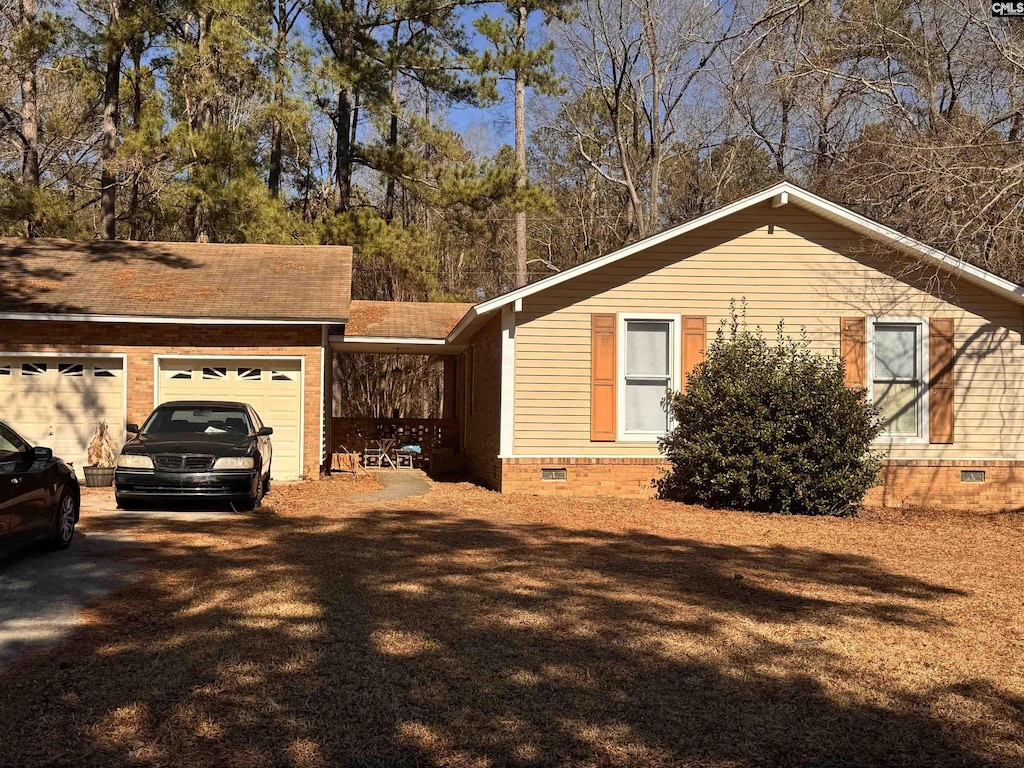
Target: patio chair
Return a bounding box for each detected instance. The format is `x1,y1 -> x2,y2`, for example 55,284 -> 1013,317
363,447 -> 385,468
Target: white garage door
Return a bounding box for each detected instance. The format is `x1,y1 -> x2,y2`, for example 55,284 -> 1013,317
156,358 -> 304,480
0,355 -> 126,475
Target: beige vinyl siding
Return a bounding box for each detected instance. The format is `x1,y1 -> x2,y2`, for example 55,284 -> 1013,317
513,201 -> 1024,460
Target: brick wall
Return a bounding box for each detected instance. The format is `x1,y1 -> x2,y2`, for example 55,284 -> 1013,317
501,457 -> 666,497
460,315 -> 502,490
0,320 -> 325,477
500,456 -> 1024,512
866,460 -> 1024,512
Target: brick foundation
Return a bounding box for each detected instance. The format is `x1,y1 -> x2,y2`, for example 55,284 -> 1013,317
0,320 -> 326,477
501,457 -> 668,497
500,456 -> 1024,512
865,460 -> 1024,512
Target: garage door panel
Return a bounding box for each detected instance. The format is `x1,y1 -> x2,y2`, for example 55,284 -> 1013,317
157,358 -> 303,480
0,356 -> 125,476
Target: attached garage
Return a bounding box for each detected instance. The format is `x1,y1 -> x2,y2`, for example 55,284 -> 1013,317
0,238 -> 352,480
0,354 -> 126,474
155,357 -> 304,480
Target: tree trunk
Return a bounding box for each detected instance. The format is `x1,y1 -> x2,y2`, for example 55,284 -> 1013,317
191,9 -> 214,242
268,0 -> 287,197
128,38 -> 142,240
100,2 -> 123,241
513,4 -> 528,287
383,21 -> 400,223
331,0 -> 358,214
776,92 -> 791,175
643,0 -> 660,233
19,0 -> 40,236
333,86 -> 353,213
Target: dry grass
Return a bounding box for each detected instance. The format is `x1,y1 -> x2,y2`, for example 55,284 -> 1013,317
2,476 -> 1023,767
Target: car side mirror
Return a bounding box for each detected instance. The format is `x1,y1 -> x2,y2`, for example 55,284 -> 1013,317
257,426 -> 273,437
33,446 -> 53,461
126,423 -> 140,434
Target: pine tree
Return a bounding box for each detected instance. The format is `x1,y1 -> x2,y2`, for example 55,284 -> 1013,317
469,0 -> 570,287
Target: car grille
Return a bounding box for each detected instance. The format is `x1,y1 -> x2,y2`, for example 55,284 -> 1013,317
153,454 -> 215,472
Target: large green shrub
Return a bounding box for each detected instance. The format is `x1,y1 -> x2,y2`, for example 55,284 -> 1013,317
657,311 -> 883,516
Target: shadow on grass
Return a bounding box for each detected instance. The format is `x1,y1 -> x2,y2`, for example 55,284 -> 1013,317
0,499 -> 1014,768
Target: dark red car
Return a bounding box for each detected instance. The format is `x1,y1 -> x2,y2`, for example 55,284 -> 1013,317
0,421 -> 80,558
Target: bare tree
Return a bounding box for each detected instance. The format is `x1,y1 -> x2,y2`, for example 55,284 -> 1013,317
17,0 -> 40,235
557,0 -> 734,238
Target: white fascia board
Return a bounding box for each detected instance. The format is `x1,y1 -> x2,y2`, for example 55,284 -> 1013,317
334,335 -> 449,346
446,306 -> 482,344
446,181 -> 1024,343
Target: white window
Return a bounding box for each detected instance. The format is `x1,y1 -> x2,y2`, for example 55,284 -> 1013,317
202,367 -> 227,380
59,363 -> 84,377
237,367 -> 262,381
870,320 -> 927,441
619,316 -> 677,440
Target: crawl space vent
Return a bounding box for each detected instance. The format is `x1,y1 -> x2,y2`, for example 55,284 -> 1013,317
960,470 -> 986,483
541,467 -> 568,482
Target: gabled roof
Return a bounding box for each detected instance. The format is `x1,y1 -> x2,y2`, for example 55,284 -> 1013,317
448,182 -> 1024,341
0,238 -> 353,323
346,300 -> 475,341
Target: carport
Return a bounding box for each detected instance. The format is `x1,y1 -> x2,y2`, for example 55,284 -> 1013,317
330,300 -> 473,471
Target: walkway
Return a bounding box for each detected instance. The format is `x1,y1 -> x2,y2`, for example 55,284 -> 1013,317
351,470 -> 431,503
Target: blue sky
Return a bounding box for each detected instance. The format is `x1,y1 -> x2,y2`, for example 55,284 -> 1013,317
435,4 -> 555,153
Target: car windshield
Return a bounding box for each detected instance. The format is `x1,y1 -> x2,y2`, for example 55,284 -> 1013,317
143,407 -> 252,436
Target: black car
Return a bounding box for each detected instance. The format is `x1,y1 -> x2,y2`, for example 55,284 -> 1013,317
0,421 -> 80,557
114,401 -> 273,511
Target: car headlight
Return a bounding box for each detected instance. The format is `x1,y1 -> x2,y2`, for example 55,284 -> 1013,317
117,453 -> 153,469
213,456 -> 255,470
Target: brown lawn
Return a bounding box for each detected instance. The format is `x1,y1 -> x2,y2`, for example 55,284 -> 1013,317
1,476 -> 1023,767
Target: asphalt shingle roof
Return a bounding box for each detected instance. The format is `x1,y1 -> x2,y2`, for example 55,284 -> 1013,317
0,238 -> 352,321
346,300 -> 474,340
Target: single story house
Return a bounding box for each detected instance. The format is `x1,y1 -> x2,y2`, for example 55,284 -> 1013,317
445,182 -> 1024,511
3,181 -> 1024,510
0,239 -> 352,479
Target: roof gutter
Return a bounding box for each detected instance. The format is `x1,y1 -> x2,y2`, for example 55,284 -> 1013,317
0,312 -> 348,325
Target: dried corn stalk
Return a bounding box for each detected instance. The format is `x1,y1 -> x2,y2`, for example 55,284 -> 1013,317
87,421 -> 118,467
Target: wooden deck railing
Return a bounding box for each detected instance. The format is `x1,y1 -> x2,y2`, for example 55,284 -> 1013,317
331,417 -> 459,454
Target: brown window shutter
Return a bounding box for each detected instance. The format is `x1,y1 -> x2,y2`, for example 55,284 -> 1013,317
840,318 -> 866,387
681,316 -> 706,390
929,318 -> 955,444
590,314 -> 616,441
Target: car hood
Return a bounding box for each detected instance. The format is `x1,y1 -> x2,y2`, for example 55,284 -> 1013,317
124,433 -> 257,457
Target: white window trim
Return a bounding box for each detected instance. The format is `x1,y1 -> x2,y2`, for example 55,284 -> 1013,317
616,313 -> 681,443
867,317 -> 930,445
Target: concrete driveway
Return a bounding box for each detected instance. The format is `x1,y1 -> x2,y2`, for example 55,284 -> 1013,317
0,489 -> 236,669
